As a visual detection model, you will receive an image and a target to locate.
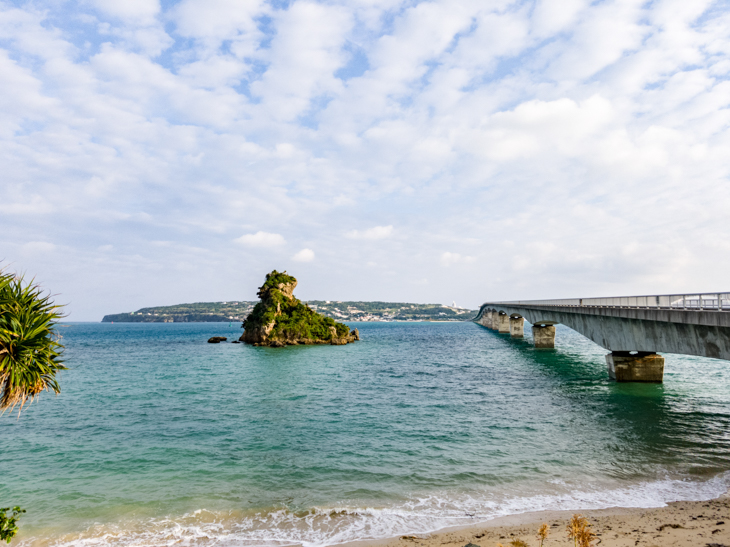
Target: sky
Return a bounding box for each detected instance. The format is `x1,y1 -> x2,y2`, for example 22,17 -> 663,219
1,0 -> 729,320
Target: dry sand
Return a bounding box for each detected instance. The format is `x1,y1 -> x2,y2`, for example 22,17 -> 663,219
358,494 -> 730,547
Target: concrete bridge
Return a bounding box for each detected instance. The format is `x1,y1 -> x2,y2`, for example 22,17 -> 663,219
474,293 -> 730,383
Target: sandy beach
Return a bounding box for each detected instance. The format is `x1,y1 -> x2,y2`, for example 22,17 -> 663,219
367,494 -> 730,547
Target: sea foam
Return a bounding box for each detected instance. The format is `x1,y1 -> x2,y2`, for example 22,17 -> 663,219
24,472 -> 730,547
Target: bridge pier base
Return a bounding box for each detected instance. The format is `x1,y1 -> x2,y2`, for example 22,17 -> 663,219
497,313 -> 510,333
606,352 -> 664,383
509,316 -> 524,338
479,312 -> 491,329
491,311 -> 500,330
532,325 -> 555,348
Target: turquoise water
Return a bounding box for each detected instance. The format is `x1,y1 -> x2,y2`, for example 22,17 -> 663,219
2,321 -> 730,546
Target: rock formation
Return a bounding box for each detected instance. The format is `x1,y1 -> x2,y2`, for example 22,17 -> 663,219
240,270 -> 359,347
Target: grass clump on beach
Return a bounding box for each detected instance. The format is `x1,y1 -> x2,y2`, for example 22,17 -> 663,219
567,514 -> 596,547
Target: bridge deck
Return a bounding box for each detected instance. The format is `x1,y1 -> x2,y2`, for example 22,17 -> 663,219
498,292 -> 730,311
476,292 -> 730,363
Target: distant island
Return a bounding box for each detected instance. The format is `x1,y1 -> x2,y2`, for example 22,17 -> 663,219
240,270 -> 357,346
102,299 -> 476,323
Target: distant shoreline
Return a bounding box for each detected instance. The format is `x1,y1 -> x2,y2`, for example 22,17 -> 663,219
98,318 -> 474,324
101,301 -> 478,324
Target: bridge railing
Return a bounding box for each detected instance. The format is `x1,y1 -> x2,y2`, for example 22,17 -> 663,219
490,293 -> 730,311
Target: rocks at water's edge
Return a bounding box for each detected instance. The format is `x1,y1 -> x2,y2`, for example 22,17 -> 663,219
207,336 -> 227,343
329,325 -> 360,345
239,270 -> 360,347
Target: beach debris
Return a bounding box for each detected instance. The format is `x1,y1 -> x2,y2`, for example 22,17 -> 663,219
207,337 -> 227,343
462,543 -> 480,547
657,524 -> 684,531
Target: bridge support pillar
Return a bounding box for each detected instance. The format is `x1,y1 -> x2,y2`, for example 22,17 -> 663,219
509,316 -> 524,338
485,311 -> 494,329
497,313 -> 510,333
532,325 -> 555,348
606,352 -> 664,383
477,313 -> 487,327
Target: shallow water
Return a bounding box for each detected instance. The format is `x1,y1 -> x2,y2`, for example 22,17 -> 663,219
2,321 -> 730,546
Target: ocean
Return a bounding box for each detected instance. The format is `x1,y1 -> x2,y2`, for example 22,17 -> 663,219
2,321 -> 730,546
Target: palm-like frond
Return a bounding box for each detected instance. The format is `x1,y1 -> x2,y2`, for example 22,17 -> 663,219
0,269 -> 66,415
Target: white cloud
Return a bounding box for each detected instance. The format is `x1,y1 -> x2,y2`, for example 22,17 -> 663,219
440,252 -> 475,267
250,2 -> 352,121
109,25 -> 174,57
292,248 -> 315,262
345,225 -> 394,240
546,0 -> 648,81
531,0 -> 587,37
21,241 -> 56,254
90,0 -> 160,24
234,232 -> 285,247
173,0 -> 264,41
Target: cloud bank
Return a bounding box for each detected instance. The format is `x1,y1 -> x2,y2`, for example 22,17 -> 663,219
346,226 -> 394,240
292,249 -> 315,263
1,0 -> 729,319
235,232 -> 286,247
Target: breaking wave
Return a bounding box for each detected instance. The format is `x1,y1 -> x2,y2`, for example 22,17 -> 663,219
22,472 -> 730,547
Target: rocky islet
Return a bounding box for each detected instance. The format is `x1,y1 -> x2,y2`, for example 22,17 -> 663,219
239,270 -> 359,347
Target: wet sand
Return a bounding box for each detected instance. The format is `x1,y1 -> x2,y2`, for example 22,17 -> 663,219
357,494 -> 730,547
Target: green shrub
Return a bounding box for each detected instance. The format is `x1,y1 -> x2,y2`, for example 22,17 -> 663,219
0,504 -> 25,543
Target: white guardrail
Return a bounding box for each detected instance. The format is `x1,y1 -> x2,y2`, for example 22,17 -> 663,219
491,293 -> 730,311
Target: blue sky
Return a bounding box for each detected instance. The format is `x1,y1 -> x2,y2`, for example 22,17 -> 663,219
2,0 -> 729,320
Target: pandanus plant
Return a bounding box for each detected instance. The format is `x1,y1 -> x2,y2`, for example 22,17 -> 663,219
0,269 -> 66,415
